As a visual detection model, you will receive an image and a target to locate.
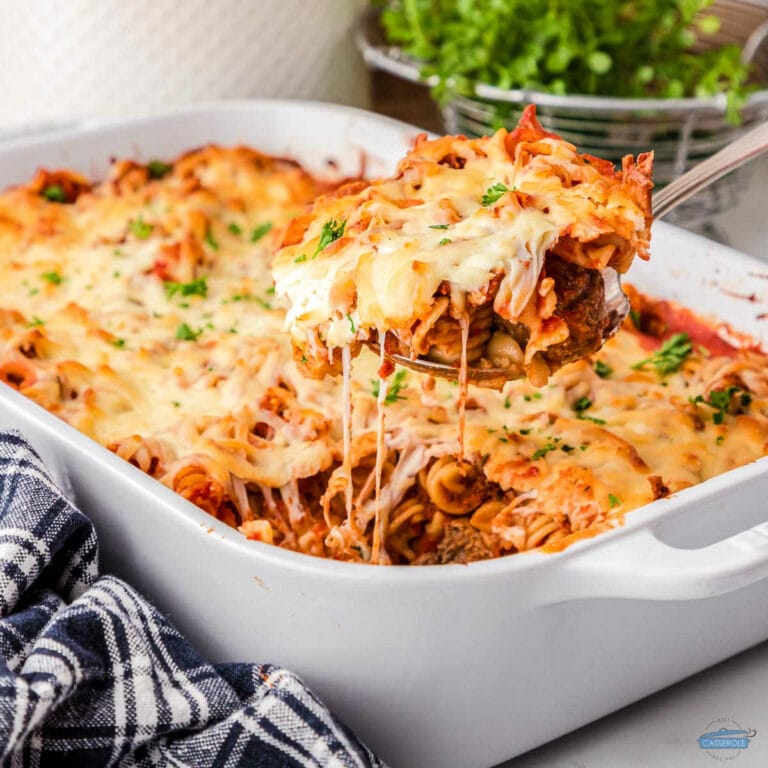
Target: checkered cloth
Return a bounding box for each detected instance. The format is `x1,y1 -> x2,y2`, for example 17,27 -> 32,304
0,431 -> 385,767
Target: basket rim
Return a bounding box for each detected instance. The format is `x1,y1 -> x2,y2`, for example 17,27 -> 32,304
357,10 -> 768,115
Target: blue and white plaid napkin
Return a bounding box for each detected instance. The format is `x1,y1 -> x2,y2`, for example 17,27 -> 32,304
0,430 -> 385,767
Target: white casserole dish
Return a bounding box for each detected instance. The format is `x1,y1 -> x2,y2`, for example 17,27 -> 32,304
1,101 -> 768,768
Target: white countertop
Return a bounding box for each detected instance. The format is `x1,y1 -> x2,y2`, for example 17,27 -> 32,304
497,154 -> 768,768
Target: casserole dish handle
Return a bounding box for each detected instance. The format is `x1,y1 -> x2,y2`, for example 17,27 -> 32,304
554,520 -> 768,602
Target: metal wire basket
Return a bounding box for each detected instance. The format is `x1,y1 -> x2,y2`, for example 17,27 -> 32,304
358,1 -> 768,224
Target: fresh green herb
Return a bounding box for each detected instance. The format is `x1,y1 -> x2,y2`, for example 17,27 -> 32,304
204,228 -> 219,251
519,428 -> 531,435
561,444 -> 575,453
532,442 -> 557,460
113,270 -> 121,279
347,314 -> 356,333
175,323 -> 202,342
164,277 -> 208,299
28,288 -> 39,296
503,396 -> 511,409
690,386 -> 752,425
42,184 -> 67,202
113,248 -> 125,258
313,218 -> 346,257
632,332 -> 692,375
266,286 -> 275,295
294,254 -> 307,263
255,297 -> 272,310
499,437 -> 509,443
147,160 -> 172,179
380,0 -> 754,123
250,222 -> 273,242
130,216 -> 153,239
438,237 -> 452,246
27,316 -> 45,327
228,222 -> 243,236
523,392 -> 543,402
572,397 -> 593,414
300,354 -> 308,364
594,360 -> 613,378
715,435 -> 725,446
428,224 -> 449,230
41,271 -> 63,286
111,338 -> 126,348
371,369 -> 408,405
608,493 -> 622,508
481,182 -> 510,206
628,309 -> 642,330
172,400 -> 181,408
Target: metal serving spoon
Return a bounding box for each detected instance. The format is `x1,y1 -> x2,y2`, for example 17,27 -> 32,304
381,119 -> 768,384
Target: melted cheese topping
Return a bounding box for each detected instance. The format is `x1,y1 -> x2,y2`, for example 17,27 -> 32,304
273,107 -> 652,358
0,143 -> 766,565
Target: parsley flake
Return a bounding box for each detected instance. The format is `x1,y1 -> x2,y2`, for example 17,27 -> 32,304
27,316 -> 45,327
164,277 -> 208,299
147,160 -> 172,179
42,184 -> 66,203
608,494 -> 622,508
204,228 -> 219,251
428,224 -> 449,230
313,219 -> 346,257
632,333 -> 692,376
40,271 -> 63,286
250,222 -> 273,242
594,360 -> 613,378
347,314 -> 356,333
129,216 -> 153,239
689,386 -> 752,425
294,254 -> 307,263
228,222 -> 243,236
481,182 -> 511,206
371,369 -> 408,405
438,237 -> 452,246
111,338 -> 126,348
175,323 -> 202,342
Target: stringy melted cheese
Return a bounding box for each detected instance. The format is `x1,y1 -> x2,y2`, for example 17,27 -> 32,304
0,144 -> 766,564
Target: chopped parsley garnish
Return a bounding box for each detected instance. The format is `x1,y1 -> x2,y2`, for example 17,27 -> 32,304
294,254 -> 307,263
204,228 -> 220,251
147,160 -> 172,179
175,323 -> 202,342
503,396 -> 511,409
532,442 -> 557,460
42,184 -> 66,202
172,400 -> 181,408
428,223 -> 449,230
111,338 -> 126,348
250,222 -> 273,242
255,297 -> 272,310
481,182 -> 511,206
716,435 -> 725,446
40,271 -> 63,285
594,360 -> 613,378
265,286 -> 275,295
572,398 -> 606,424
632,332 -> 692,375
228,222 -> 243,236
164,277 -> 208,299
519,428 -> 531,435
313,218 -> 346,257
27,316 -> 45,327
523,392 -> 543,402
572,397 -> 592,414
438,237 -> 452,246
347,314 -> 356,333
561,444 -> 575,453
371,369 -> 408,405
129,216 -> 153,239
689,386 -> 752,425
608,494 -> 622,508
113,270 -> 121,279
628,309 -> 642,329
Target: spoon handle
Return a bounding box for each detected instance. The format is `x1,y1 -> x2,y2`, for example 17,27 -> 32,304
653,120 -> 768,219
